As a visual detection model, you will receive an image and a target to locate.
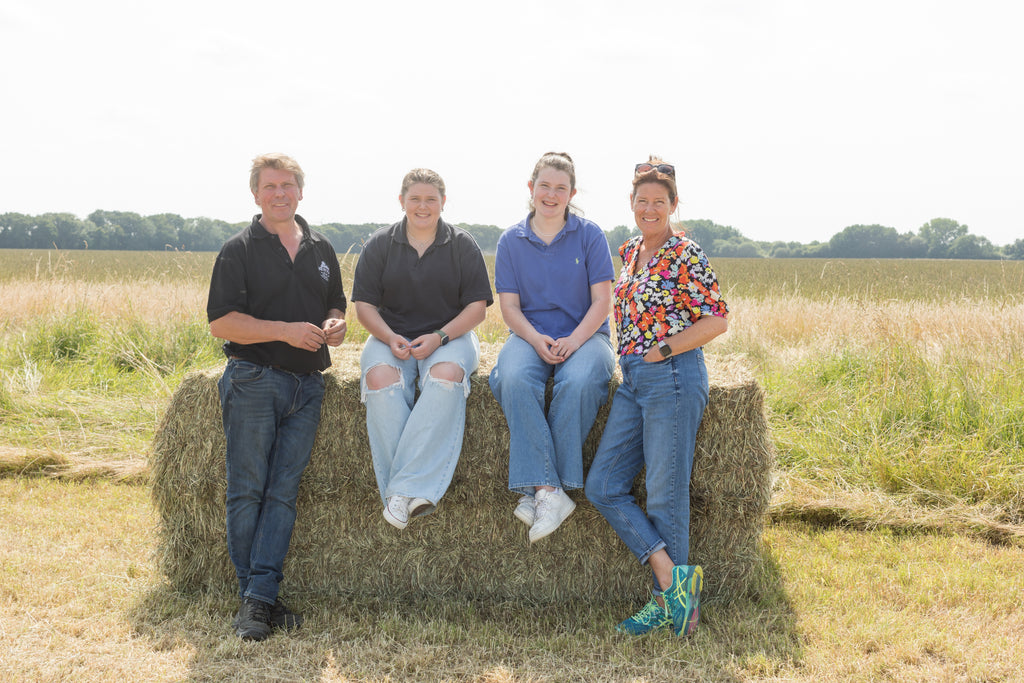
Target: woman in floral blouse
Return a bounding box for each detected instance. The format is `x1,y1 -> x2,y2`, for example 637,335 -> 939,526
585,157 -> 729,637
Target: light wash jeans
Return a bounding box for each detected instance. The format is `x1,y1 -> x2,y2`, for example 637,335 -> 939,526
489,332 -> 614,494
218,359 -> 325,604
585,348 -> 708,591
360,332 -> 479,509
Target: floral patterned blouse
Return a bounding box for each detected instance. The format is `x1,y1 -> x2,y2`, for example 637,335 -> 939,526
613,233 -> 729,356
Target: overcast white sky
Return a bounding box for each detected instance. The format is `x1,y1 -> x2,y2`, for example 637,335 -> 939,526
2,0 -> 1022,246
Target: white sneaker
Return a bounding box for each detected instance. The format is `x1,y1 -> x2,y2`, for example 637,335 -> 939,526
529,488 -> 576,543
383,495 -> 412,530
513,495 -> 536,527
408,497 -> 433,517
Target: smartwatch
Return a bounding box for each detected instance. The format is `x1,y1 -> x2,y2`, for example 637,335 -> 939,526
657,339 -> 672,358
434,329 -> 450,346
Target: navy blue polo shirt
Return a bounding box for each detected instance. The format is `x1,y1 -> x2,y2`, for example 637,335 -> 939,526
493,213 -> 614,339
351,218 -> 493,339
207,214 -> 347,374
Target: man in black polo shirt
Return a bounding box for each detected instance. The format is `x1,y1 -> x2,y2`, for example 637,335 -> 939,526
207,153 -> 347,641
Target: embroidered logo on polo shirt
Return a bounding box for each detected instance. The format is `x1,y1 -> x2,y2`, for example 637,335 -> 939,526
318,261 -> 330,282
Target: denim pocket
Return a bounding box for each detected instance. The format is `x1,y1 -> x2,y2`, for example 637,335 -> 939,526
228,360 -> 267,384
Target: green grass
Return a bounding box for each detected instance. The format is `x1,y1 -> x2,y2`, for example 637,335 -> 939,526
1,307 -> 223,465
767,342 -> 1024,516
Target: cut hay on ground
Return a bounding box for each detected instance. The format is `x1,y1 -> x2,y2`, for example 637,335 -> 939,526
0,446 -> 146,482
151,344 -> 773,604
0,446 -> 65,476
771,475 -> 1024,547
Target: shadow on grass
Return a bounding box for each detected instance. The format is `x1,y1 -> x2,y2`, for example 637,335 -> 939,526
127,548 -> 802,682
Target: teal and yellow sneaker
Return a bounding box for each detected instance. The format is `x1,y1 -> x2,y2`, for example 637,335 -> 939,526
663,564 -> 703,636
615,593 -> 672,635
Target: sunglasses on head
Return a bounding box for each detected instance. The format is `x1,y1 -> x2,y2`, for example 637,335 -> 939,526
635,163 -> 675,177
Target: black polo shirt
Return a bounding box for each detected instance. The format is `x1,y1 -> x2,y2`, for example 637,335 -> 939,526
207,214 -> 347,374
351,218 -> 493,339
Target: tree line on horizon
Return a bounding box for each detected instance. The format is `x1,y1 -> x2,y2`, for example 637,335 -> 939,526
1,210 -> 1020,260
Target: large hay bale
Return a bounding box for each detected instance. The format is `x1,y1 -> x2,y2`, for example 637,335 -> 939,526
151,344 -> 772,604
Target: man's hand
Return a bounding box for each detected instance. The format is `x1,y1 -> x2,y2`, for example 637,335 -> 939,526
284,322 -> 327,351
322,317 -> 347,347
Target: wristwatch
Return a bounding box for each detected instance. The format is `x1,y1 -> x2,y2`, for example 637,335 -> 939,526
434,329 -> 450,346
658,339 -> 672,358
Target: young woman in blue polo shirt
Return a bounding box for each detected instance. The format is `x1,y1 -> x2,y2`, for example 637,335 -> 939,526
352,168 -> 493,530
488,152 -> 616,543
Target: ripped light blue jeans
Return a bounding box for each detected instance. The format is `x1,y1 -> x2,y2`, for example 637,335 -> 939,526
360,332 -> 479,509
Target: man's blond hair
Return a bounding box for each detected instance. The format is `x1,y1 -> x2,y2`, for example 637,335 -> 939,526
249,153 -> 305,193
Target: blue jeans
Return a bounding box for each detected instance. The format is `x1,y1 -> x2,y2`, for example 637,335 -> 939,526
218,359 -> 325,604
585,348 -> 708,589
489,333 -> 614,494
360,332 -> 479,508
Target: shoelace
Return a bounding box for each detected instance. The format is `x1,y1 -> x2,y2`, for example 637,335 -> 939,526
250,600 -> 271,622
534,493 -> 553,516
634,599 -> 665,625
665,576 -> 691,610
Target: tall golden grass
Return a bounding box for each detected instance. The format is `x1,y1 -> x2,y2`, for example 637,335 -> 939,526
719,295 -> 1024,364
1,280 -> 206,327
6,275 -> 1023,361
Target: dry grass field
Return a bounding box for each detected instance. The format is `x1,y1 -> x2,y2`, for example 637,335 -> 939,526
1,249 -> 1023,681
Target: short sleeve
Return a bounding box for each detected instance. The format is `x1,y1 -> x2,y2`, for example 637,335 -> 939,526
456,232 -> 494,307
492,230 -> 519,295
206,238 -> 247,323
677,241 -> 729,320
582,222 -> 615,286
351,232 -> 386,306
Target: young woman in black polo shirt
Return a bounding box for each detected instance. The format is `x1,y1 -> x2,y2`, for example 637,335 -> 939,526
352,168 -> 493,530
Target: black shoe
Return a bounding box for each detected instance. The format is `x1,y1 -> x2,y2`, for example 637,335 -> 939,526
234,597 -> 273,641
270,598 -> 303,630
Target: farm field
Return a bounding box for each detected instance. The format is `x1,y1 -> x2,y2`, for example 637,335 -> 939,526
1,249 -> 1023,681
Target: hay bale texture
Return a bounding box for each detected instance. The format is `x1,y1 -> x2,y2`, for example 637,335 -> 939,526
151,343 -> 772,604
